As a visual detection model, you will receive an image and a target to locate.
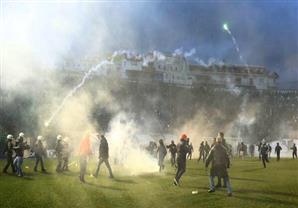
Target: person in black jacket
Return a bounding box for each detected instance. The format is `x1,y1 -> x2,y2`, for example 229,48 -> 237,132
275,142 -> 282,161
94,135 -> 114,178
198,141 -> 205,163
13,132 -> 30,177
2,135 -> 16,173
260,140 -> 269,168
173,134 -> 189,186
205,135 -> 232,196
33,136 -> 46,172
291,144 -> 297,159
166,140 -> 177,167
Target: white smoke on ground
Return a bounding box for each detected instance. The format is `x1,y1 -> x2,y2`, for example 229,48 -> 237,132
105,113 -> 158,175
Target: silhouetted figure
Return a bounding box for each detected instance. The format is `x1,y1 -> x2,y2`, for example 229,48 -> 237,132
257,142 -> 262,160
205,134 -> 232,197
2,135 -> 16,174
249,144 -> 255,157
173,134 -> 189,186
291,144 -> 297,159
94,135 -> 114,178
275,143 -> 282,161
166,140 -> 177,166
260,142 -> 269,168
33,136 -> 46,172
268,144 -> 272,159
157,139 -> 167,172
198,141 -> 205,162
204,141 -> 211,159
239,142 -> 245,160
187,142 -> 193,160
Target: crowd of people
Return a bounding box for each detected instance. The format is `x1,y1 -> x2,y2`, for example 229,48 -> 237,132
1,130 -> 297,197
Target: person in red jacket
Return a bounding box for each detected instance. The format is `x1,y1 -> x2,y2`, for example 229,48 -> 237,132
79,133 -> 92,183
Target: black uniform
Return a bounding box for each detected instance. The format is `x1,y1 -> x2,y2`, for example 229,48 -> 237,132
187,143 -> 193,160
34,141 -> 46,172
2,140 -> 15,173
174,140 -> 189,184
198,142 -> 205,162
166,142 -> 177,166
94,136 -> 113,178
261,144 -> 269,167
204,142 -> 211,159
291,144 -> 297,159
275,144 -> 282,161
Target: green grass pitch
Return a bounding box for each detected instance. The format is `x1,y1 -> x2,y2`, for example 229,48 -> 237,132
0,158 -> 297,208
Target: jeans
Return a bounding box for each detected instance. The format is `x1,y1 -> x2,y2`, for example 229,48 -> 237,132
94,158 -> 113,177
13,156 -> 24,176
209,175 -> 232,193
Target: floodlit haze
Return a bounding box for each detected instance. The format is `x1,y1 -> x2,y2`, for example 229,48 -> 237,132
1,1 -> 298,87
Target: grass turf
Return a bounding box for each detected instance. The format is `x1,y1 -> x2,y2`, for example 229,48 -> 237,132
0,157 -> 297,208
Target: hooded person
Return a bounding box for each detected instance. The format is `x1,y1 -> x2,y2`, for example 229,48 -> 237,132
173,133 -> 189,186
13,132 -> 30,177
55,135 -> 64,172
157,139 -> 167,172
33,136 -> 47,172
94,134 -> 114,179
79,133 -> 92,183
166,140 -> 177,167
2,134 -> 16,173
205,134 -> 232,196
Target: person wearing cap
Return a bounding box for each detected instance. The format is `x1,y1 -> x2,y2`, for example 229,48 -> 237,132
79,133 -> 92,182
2,134 -> 16,173
94,135 -> 114,179
33,136 -> 46,172
55,135 -> 64,172
166,140 -> 177,167
205,134 -> 232,197
13,132 -> 30,177
157,139 -> 167,172
173,134 -> 189,186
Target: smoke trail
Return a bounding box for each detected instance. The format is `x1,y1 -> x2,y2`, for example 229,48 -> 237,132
44,60 -> 112,127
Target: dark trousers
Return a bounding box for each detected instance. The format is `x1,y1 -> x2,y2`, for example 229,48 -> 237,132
56,155 -> 63,172
94,158 -> 113,177
187,152 -> 192,160
34,155 -> 45,171
170,153 -> 176,166
198,152 -> 205,162
217,176 -> 227,187
175,160 -> 186,182
62,157 -> 69,170
293,151 -> 297,159
3,155 -> 15,173
79,156 -> 87,181
262,154 -> 269,168
276,152 -> 281,161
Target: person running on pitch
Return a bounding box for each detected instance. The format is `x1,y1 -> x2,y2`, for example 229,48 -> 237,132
291,143 -> 297,159
13,132 -> 30,177
157,139 -> 167,172
55,135 -> 64,172
173,134 -> 189,186
94,134 -> 114,178
260,139 -> 269,168
198,141 -> 205,163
